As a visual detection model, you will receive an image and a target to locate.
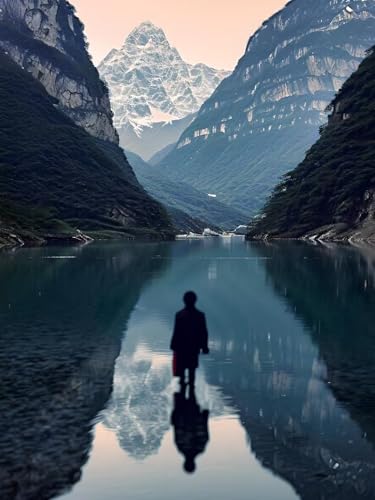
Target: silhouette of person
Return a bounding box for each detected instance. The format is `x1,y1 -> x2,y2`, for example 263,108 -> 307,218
170,291 -> 209,387
171,386 -> 210,474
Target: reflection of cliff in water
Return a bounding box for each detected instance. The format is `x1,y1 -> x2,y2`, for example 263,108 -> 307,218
259,242 -> 375,448
174,241 -> 375,499
90,239 -> 375,498
211,241 -> 375,500
0,243 -> 169,500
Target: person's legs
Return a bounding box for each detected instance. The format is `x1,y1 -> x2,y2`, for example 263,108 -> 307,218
179,368 -> 186,387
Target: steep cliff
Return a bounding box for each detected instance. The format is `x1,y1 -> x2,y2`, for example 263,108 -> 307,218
248,46 -> 375,241
0,0 -> 118,142
159,0 -> 375,215
0,52 -> 173,244
98,22 -> 229,160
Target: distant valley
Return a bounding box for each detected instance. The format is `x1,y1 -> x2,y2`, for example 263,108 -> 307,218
126,151 -> 248,231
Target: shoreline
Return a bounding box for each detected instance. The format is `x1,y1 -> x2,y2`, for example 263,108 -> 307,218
0,228 -> 176,251
247,225 -> 375,247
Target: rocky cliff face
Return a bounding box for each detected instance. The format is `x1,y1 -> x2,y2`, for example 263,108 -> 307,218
248,46 -> 375,242
0,1 -> 174,241
0,0 -> 118,143
159,0 -> 375,215
98,22 -> 229,159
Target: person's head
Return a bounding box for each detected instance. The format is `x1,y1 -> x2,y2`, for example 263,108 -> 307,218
184,457 -> 196,474
183,291 -> 197,308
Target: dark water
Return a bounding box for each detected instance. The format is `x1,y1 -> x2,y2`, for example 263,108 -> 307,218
1,239 -> 375,500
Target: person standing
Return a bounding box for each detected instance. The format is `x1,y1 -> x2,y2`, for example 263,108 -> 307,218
170,291 -> 209,387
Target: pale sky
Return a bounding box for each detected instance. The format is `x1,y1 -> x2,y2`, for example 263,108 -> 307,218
71,0 -> 287,69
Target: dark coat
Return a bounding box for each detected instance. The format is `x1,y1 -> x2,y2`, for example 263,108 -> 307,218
170,307 -> 209,370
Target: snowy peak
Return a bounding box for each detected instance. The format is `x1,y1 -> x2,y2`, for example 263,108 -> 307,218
125,21 -> 170,48
98,22 -> 230,134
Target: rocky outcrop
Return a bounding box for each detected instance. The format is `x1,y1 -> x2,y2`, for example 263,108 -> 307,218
0,0 -> 118,142
98,22 -> 229,159
159,0 -> 375,215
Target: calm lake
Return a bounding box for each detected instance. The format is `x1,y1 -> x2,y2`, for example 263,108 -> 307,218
1,239 -> 375,500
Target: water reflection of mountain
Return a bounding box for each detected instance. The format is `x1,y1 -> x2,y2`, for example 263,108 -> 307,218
100,240 -> 244,461
104,346 -> 173,460
115,240 -> 375,499
227,241 -> 375,499
0,243 -> 169,499
103,347 -> 229,461
205,329 -> 375,499
257,242 -> 375,448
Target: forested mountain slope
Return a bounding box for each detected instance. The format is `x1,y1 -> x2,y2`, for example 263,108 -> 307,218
248,47 -> 375,241
0,53 -> 173,245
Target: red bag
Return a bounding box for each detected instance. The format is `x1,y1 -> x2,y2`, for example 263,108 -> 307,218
172,352 -> 178,376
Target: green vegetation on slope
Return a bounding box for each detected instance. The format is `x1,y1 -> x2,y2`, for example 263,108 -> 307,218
249,47 -> 375,240
0,52 -> 173,244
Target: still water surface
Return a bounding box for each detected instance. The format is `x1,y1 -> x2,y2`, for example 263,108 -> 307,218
0,239 -> 375,499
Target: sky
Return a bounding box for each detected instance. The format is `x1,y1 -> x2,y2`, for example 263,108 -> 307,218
71,0 -> 287,69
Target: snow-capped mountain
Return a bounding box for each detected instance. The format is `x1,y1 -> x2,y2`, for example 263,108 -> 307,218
98,22 -> 230,159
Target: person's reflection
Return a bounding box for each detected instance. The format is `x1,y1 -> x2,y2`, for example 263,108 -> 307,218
171,385 -> 210,474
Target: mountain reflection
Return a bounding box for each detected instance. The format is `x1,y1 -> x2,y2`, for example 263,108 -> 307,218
234,241 -> 375,499
104,346 -> 173,460
258,242 -> 375,448
0,243 -> 169,500
102,239 -> 375,499
3,240 -> 375,500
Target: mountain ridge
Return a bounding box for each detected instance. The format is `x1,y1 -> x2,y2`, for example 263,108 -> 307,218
158,0 -> 375,215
